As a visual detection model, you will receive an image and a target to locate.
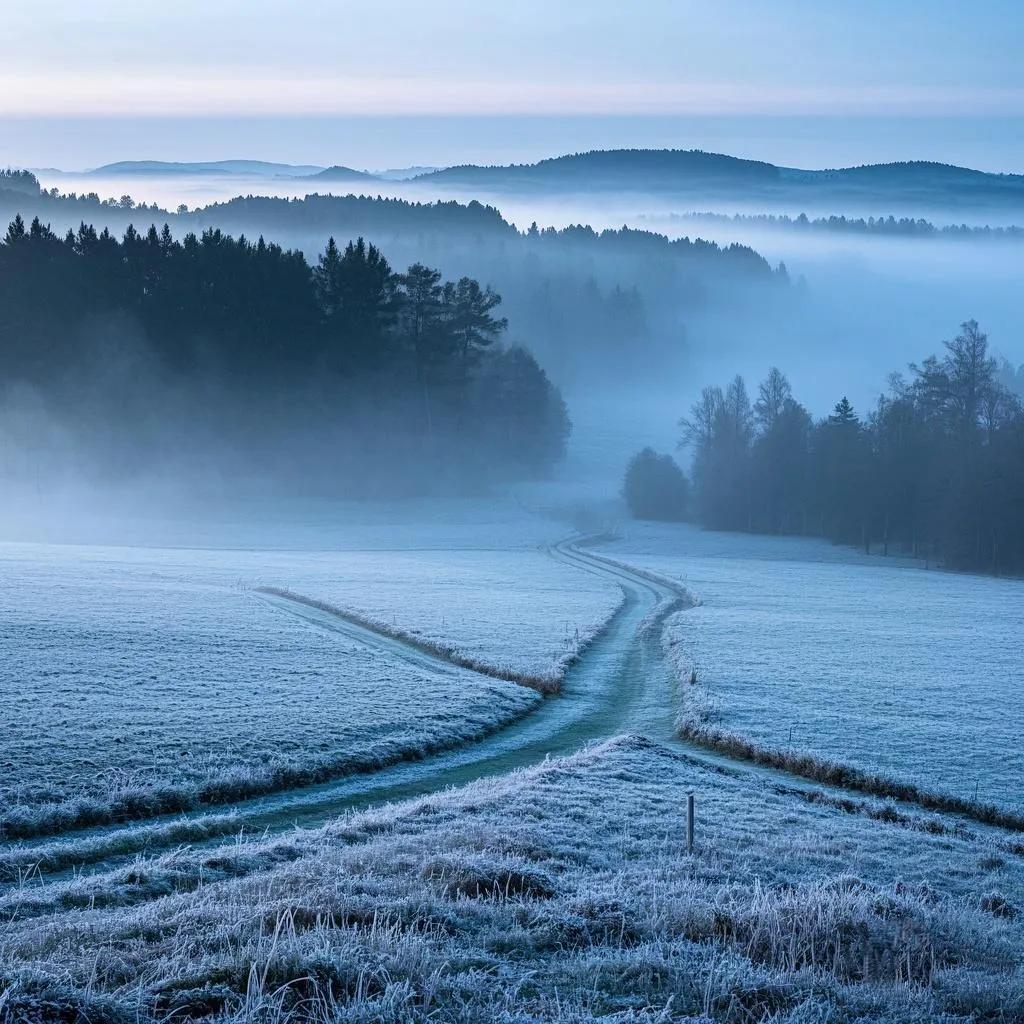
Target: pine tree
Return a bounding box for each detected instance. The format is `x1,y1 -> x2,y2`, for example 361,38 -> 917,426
828,396 -> 858,426
3,213 -> 25,244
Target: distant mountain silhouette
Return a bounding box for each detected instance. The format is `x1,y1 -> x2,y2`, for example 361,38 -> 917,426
416,149 -> 1024,209
89,160 -> 327,177
373,166 -> 443,180
419,149 -> 778,189
304,165 -> 381,182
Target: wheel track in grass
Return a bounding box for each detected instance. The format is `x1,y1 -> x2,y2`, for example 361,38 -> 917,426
5,536 -> 1015,908
252,586 -> 564,694
0,537 -> 682,889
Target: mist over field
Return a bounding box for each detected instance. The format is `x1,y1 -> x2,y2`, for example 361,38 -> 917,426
4,156 -> 1022,511
5,5 -> 1024,1022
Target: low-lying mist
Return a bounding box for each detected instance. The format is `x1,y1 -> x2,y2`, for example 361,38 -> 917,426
4,165 -> 1023,534
32,167 -> 1024,402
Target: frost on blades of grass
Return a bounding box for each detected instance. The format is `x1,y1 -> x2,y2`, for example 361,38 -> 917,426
0,534 -> 621,840
1,532 -> 622,688
253,581 -> 619,695
2,738 -> 1022,1022
0,560 -> 542,841
264,545 -> 622,684
605,521 -> 1024,816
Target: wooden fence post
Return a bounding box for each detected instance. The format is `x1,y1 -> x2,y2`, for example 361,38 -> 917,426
686,792 -> 695,854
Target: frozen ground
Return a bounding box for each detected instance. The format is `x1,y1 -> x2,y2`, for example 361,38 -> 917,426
604,521 -> 1024,814
0,553 -> 541,840
0,496 -> 621,681
0,512 -> 620,839
3,736 -> 1022,1022
264,546 -> 621,685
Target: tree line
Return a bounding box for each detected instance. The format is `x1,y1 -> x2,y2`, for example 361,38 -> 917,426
626,321 -> 1024,574
1,171 -> 787,388
0,173 -> 778,279
0,215 -> 570,489
0,169 -> 40,195
662,210 -> 1024,240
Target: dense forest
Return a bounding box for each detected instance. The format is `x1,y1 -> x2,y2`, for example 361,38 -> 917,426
629,322 -> 1024,574
0,170 -> 780,271
0,171 -> 785,383
0,215 -> 570,492
0,169 -> 40,195
0,173 -> 514,238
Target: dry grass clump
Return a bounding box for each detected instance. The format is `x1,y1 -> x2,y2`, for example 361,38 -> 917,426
707,877 -> 988,985
422,853 -> 557,901
980,891 -> 1017,919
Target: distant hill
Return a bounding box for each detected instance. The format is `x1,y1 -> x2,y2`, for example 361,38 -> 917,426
795,161 -> 1003,185
0,169 -> 41,195
416,149 -> 1024,210
86,161 -> 405,184
303,165 -> 381,182
0,188 -> 776,287
374,166 -> 443,180
88,160 -> 327,177
181,193 -> 511,239
420,149 -> 779,189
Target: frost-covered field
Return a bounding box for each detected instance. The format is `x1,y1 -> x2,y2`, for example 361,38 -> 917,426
264,546 -> 621,685
605,522 -> 1024,813
3,736 -> 1022,1022
3,497 -> 621,682
0,509 -> 619,839
0,552 -> 541,840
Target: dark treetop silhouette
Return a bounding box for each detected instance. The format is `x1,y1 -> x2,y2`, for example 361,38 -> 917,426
0,216 -> 570,492
677,325 -> 1024,574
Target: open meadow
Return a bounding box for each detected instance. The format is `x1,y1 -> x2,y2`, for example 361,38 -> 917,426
604,522 -> 1024,815
6,6 -> 1024,1018
0,512 -> 621,841
4,508 -> 1024,1022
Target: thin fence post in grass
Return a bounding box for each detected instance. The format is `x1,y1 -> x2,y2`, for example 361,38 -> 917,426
686,791 -> 695,854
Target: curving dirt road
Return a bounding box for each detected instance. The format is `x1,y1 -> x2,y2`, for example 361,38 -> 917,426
4,536 -> 1003,897
1,537 -> 686,881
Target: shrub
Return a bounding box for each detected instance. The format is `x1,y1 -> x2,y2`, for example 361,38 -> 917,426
623,448 -> 689,521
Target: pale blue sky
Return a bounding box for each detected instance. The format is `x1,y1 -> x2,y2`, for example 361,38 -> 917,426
4,1 -> 1023,169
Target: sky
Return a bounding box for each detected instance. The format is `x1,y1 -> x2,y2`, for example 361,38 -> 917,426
3,1 -> 1023,170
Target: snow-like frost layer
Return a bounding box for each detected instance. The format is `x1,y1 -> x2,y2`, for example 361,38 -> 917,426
605,521 -> 1024,813
0,502 -> 622,839
0,552 -> 545,839
3,737 -> 1022,1022
268,546 -> 622,683
1,513 -> 621,684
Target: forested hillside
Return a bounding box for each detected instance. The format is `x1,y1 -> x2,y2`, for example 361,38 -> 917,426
417,149 -> 1024,211
660,210 -> 1024,240
0,172 -> 785,382
0,216 -> 570,491
677,322 -> 1024,573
